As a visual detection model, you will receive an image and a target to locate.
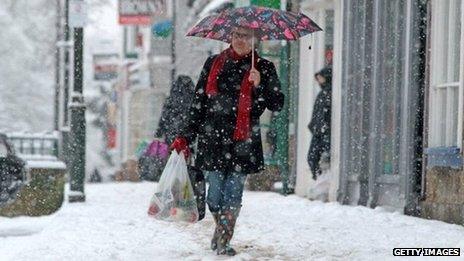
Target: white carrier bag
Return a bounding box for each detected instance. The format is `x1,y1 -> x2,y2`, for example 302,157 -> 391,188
148,151 -> 199,223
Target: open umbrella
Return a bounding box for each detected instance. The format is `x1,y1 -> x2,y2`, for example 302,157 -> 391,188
186,5 -> 322,67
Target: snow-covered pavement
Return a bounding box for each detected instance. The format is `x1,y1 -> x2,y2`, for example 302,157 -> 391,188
1,182 -> 463,260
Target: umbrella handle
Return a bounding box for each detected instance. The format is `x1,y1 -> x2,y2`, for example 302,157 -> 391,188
252,31 -> 255,70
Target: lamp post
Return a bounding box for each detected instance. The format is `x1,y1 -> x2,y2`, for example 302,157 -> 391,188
68,0 -> 86,202
55,0 -> 72,163
171,0 -> 177,85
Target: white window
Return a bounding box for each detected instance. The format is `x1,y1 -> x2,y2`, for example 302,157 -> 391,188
429,0 -> 464,147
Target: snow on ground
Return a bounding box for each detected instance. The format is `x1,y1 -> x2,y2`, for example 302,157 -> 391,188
0,182 -> 463,260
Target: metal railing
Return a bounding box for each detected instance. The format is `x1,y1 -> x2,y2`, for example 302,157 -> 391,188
6,132 -> 59,159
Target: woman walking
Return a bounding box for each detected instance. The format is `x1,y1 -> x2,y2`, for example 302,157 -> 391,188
171,26 -> 284,256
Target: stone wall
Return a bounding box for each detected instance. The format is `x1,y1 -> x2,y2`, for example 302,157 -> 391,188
246,166 -> 281,191
0,167 -> 65,217
420,167 -> 464,225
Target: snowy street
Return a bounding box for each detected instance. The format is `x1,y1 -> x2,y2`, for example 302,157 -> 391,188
1,182 -> 463,260
2,1 -> 464,260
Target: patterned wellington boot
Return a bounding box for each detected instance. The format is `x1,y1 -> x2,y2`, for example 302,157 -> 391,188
216,208 -> 240,256
210,212 -> 220,251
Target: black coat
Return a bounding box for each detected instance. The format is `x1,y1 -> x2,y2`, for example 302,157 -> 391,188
180,54 -> 284,174
308,67 -> 332,138
156,75 -> 196,145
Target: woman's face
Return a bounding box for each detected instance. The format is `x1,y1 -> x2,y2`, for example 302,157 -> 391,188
316,74 -> 326,85
231,27 -> 254,56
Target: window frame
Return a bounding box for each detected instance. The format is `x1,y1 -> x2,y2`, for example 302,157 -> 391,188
426,0 -> 464,169
460,0 -> 464,150
428,0 -> 464,149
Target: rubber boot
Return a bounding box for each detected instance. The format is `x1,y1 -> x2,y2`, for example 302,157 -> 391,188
216,208 -> 240,256
210,212 -> 220,251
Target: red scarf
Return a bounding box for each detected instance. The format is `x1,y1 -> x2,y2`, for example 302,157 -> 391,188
206,47 -> 258,141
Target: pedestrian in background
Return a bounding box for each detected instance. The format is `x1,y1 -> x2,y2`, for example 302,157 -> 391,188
156,75 -> 196,145
307,67 -> 332,180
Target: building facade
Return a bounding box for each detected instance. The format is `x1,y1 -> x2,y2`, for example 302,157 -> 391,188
114,0 -> 229,162
421,0 -> 464,224
296,0 -> 341,199
296,0 -> 464,225
296,0 -> 428,214
338,0 -> 427,213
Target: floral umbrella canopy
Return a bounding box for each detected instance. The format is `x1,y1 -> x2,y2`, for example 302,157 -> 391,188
187,5 -> 322,68
186,5 -> 322,42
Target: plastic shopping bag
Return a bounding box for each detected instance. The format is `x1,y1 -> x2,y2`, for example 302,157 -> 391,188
308,171 -> 330,202
148,151 -> 199,223
188,166 -> 206,221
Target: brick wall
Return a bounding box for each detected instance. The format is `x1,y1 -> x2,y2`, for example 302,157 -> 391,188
0,168 -> 65,217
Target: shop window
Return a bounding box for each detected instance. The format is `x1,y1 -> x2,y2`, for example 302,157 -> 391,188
377,0 -> 406,175
429,0 -> 462,148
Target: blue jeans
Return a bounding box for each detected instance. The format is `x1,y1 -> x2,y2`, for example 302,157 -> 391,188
205,171 -> 247,213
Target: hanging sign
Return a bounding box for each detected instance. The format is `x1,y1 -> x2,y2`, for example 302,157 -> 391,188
69,0 -> 87,28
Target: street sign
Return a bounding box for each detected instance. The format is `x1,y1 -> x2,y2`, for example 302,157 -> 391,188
93,53 -> 119,81
69,0 -> 87,28
119,0 -> 167,25
251,0 -> 280,8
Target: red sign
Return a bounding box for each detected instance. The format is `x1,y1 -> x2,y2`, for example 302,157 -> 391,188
93,53 -> 119,81
325,49 -> 333,65
107,127 -> 117,149
119,0 -> 167,25
119,16 -> 152,25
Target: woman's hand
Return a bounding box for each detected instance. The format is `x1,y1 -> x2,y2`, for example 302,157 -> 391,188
170,137 -> 190,159
248,68 -> 261,87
